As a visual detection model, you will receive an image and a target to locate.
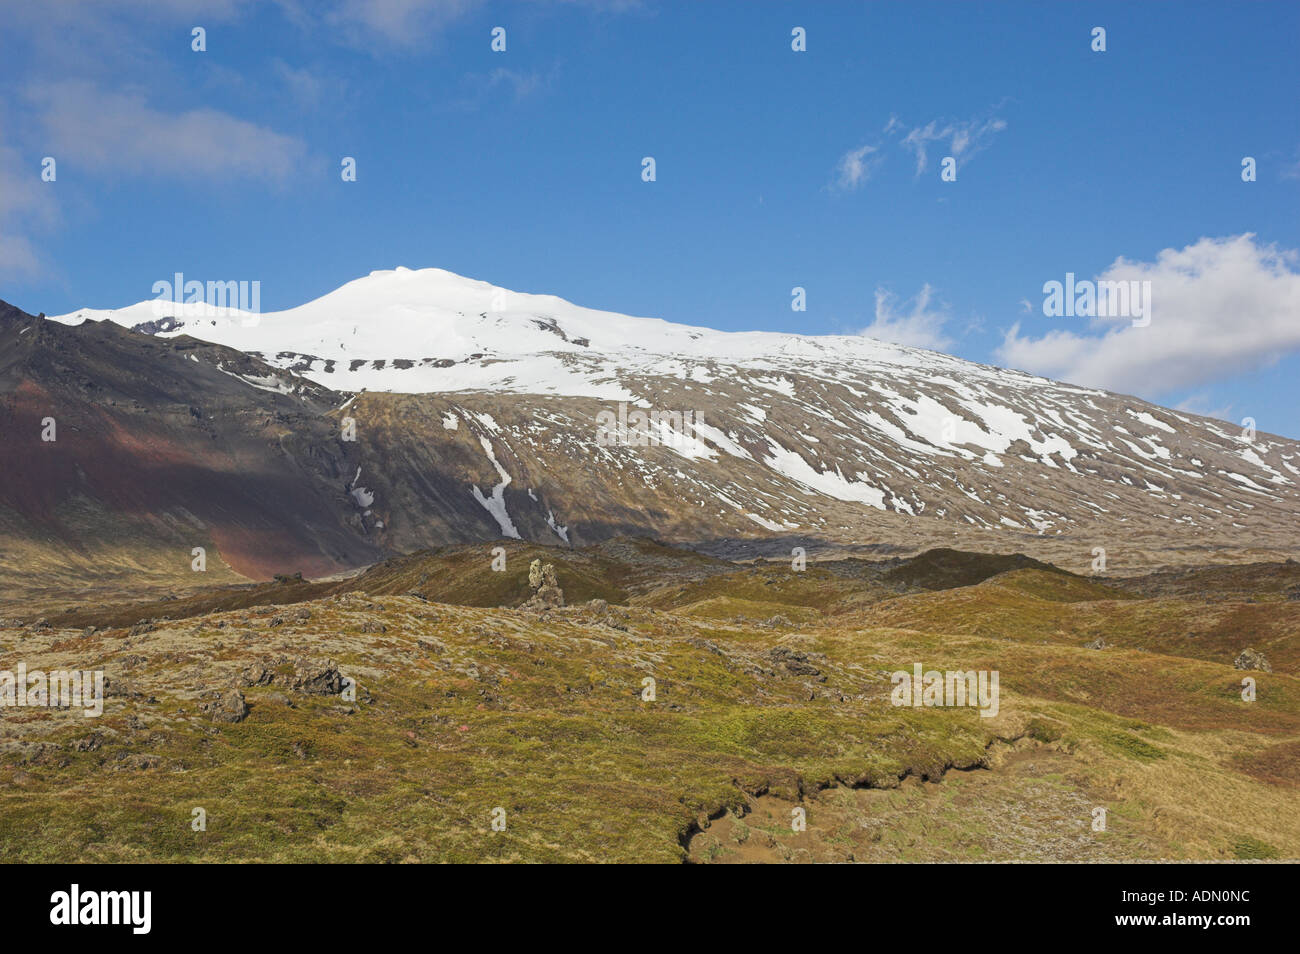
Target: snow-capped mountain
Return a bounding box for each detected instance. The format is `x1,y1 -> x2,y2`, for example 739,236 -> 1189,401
52,265 -> 1062,398
15,270 -> 1300,587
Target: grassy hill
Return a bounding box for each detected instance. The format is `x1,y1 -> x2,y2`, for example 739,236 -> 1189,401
1,543 -> 1294,862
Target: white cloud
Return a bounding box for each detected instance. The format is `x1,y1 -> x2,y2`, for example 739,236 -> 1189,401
861,284 -> 953,351
1282,145 -> 1300,181
0,232 -> 41,279
273,60 -> 330,108
0,139 -> 60,279
996,234 -> 1300,396
831,144 -> 880,191
439,66 -> 556,112
27,81 -> 308,182
323,0 -> 482,49
900,116 -> 1006,175
477,67 -> 547,101
1175,394 -> 1235,425
278,1 -> 645,54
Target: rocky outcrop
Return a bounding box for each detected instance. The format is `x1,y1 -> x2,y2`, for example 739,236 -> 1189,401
237,656 -> 345,694
290,657 -> 345,694
200,689 -> 249,723
1234,648 -> 1273,673
523,559 -> 564,610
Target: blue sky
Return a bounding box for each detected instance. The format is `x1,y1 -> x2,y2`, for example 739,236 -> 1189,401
3,1 -> 1299,435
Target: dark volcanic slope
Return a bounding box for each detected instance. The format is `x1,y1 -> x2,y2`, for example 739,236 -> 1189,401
0,301 -> 384,596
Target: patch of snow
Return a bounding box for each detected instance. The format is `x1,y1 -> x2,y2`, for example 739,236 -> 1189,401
546,509 -> 569,544
470,437 -> 521,538
762,439 -> 886,509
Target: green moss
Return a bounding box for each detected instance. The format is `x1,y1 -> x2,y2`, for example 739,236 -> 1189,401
1232,836 -> 1279,860
1098,730 -> 1167,762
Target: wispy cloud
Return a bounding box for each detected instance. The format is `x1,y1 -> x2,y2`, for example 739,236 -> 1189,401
830,144 -> 881,192
1282,144 -> 1300,181
321,0 -> 482,51
281,0 -> 646,55
440,66 -> 556,112
899,115 -> 1007,176
478,67 -> 548,101
861,284 -> 953,351
273,60 -> 337,110
1175,394 -> 1235,425
27,81 -> 309,183
831,107 -> 1008,191
0,131 -> 61,279
0,0 -> 639,277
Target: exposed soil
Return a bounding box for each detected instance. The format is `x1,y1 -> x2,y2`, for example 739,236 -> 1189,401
689,741 -> 1158,863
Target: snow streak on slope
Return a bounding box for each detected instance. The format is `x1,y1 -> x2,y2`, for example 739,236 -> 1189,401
470,436 -> 521,539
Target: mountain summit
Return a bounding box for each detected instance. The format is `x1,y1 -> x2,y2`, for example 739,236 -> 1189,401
52,266 -> 1046,396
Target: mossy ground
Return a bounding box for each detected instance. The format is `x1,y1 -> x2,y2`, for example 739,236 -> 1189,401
1,545 -> 1295,862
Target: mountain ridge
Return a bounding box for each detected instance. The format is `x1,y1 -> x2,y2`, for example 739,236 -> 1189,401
47,265 -> 1115,400
3,275 -> 1298,606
